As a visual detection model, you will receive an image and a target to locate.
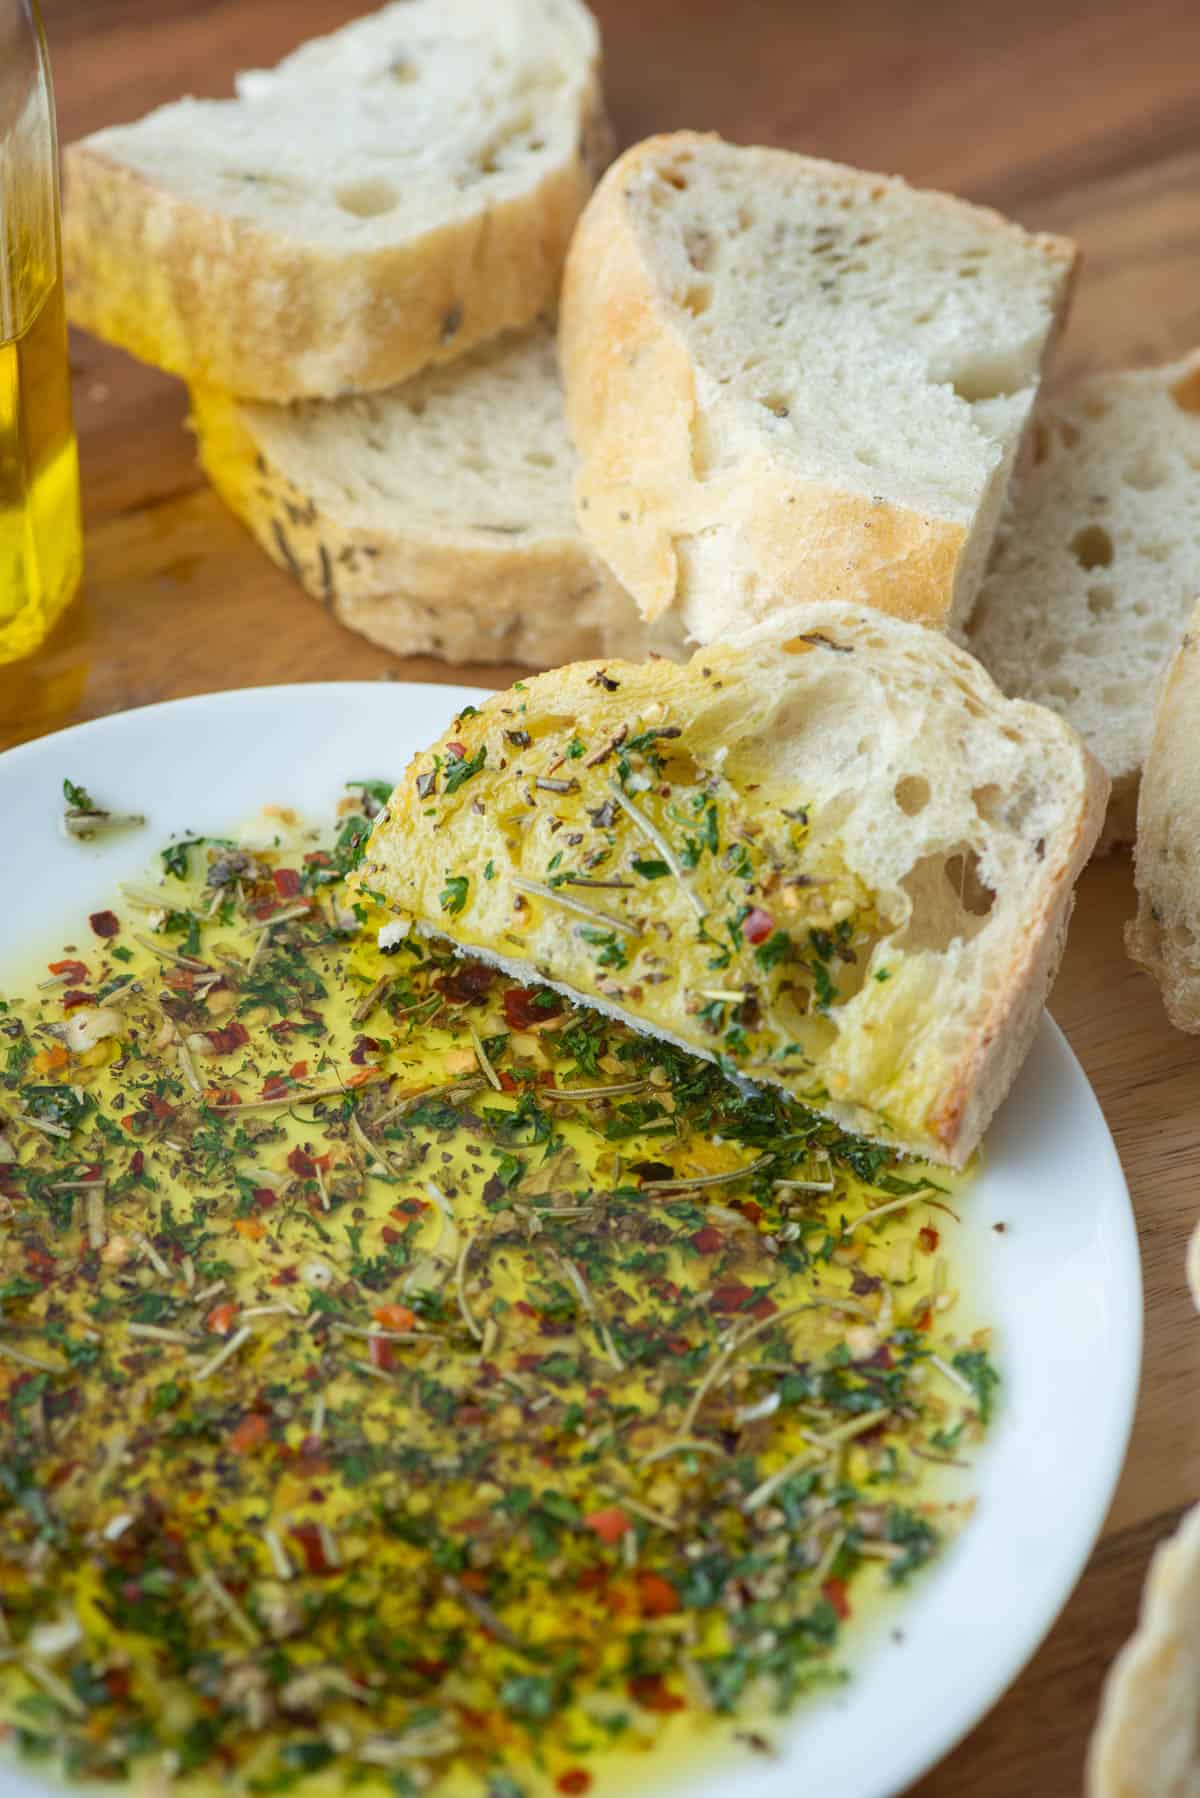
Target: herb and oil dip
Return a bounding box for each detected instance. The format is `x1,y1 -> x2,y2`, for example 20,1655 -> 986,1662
0,780 -> 998,1798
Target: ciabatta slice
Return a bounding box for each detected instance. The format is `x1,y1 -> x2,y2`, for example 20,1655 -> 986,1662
1126,600 -> 1200,1031
559,133 -> 1076,644
192,326 -> 683,666
64,0 -> 611,401
970,353 -> 1200,851
357,603 -> 1106,1165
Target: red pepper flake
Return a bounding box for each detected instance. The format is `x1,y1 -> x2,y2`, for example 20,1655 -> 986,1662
735,1198 -> 764,1225
289,1523 -> 335,1576
261,1075 -> 290,1101
253,1188 -> 277,1211
628,1675 -> 685,1714
206,1022 -> 249,1056
104,1668 -> 132,1701
583,1506 -> 632,1546
822,1576 -> 852,1621
129,1149 -> 145,1177
349,1035 -> 380,1066
48,959 -> 88,982
914,1307 -> 933,1332
62,989 -> 96,1011
743,906 -> 775,945
381,1226 -> 403,1246
272,1266 -> 299,1287
252,897 -> 278,921
665,1335 -> 692,1356
710,1282 -> 755,1314
392,1198 -> 428,1218
207,1302 -> 238,1336
434,961 -> 496,1005
303,850 -> 331,867
228,1413 -> 270,1455
918,1225 -> 940,1254
445,741 -> 467,761
368,1335 -> 396,1372
272,868 -> 301,898
557,1773 -> 593,1796
503,984 -> 564,1030
287,1147 -> 317,1179
288,1059 -> 309,1080
636,1572 -> 681,1616
373,1303 -> 416,1331
513,1299 -> 538,1318
750,1294 -> 777,1321
689,1225 -> 723,1255
89,909 -> 120,939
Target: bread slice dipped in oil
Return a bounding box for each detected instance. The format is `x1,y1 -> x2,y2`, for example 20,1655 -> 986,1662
356,603 -> 1107,1166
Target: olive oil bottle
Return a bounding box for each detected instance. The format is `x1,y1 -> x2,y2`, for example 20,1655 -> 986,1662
0,0 -> 81,663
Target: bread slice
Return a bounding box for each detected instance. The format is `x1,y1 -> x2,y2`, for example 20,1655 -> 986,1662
969,353 -> 1200,852
191,325 -> 684,666
1125,601 -> 1200,1031
356,603 -> 1107,1166
63,0 -> 611,401
559,133 -> 1076,645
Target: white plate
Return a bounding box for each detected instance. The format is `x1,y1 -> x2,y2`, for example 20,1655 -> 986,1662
0,683 -> 1142,1798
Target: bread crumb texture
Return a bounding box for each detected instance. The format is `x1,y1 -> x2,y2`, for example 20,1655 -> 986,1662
358,603 -> 1106,1165
64,0 -> 611,399
192,324 -> 685,665
560,132 -> 1074,642
1126,600 -> 1200,1031
971,352 -> 1200,848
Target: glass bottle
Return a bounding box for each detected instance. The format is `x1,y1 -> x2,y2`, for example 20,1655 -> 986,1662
0,0 -> 81,663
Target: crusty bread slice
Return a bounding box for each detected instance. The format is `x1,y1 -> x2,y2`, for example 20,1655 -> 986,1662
191,325 -> 684,667
969,353 -> 1200,852
559,133 -> 1076,644
1126,601 -> 1200,1031
63,0 -> 611,401
357,603 -> 1107,1165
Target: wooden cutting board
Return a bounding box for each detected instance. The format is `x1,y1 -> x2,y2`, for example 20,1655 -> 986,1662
7,2 -> 1200,1790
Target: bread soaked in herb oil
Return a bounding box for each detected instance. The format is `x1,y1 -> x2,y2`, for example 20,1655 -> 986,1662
359,602 -> 1107,1164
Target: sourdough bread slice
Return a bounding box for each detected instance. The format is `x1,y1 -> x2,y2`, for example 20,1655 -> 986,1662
969,353 -> 1200,851
357,603 -> 1107,1165
1126,600 -> 1200,1031
191,326 -> 683,666
64,0 -> 611,401
559,133 -> 1076,643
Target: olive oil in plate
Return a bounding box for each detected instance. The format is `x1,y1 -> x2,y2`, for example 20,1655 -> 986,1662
0,265 -> 81,660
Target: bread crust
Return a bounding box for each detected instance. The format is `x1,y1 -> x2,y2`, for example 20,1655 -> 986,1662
64,58 -> 610,401
1126,606 -> 1200,1030
190,382 -> 671,667
358,601 -> 1107,1165
560,132 -> 1076,638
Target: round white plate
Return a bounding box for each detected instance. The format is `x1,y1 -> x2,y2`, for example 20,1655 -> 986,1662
0,684 -> 1142,1798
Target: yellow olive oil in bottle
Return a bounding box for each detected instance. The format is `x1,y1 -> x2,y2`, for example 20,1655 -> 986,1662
0,0 -> 81,662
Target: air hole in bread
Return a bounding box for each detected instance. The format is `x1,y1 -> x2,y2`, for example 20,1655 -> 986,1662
389,57 -> 418,83
1046,677 -> 1079,704
760,394 -> 790,419
1070,523 -> 1113,571
335,179 -> 399,218
524,451 -> 555,469
681,284 -> 712,318
1087,585 -> 1115,616
950,362 -> 1021,405
661,168 -> 689,192
894,775 -> 931,816
684,227 -> 716,272
971,783 -> 1004,824
897,845 -> 996,952
1124,452 -> 1168,491
1058,419 -> 1080,449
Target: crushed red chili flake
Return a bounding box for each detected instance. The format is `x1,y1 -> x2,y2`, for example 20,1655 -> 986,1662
289,1523 -> 336,1576
742,906 -> 775,945
349,1035 -> 379,1065
206,1021 -> 249,1055
556,1773 -> 592,1795
368,1335 -> 396,1372
62,989 -> 96,1011
288,1059 -> 309,1080
822,1576 -> 851,1621
690,1225 -> 723,1255
272,868 -> 302,898
503,984 -> 563,1030
434,960 -> 496,1005
636,1572 -> 680,1616
261,1075 -> 290,1101
629,1675 -> 686,1714
918,1225 -> 940,1253
89,909 -> 120,938
47,958 -> 87,982
287,1147 -> 318,1179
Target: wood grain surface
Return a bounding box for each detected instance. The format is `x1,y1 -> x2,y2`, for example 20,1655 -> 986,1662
7,1 -> 1200,1790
